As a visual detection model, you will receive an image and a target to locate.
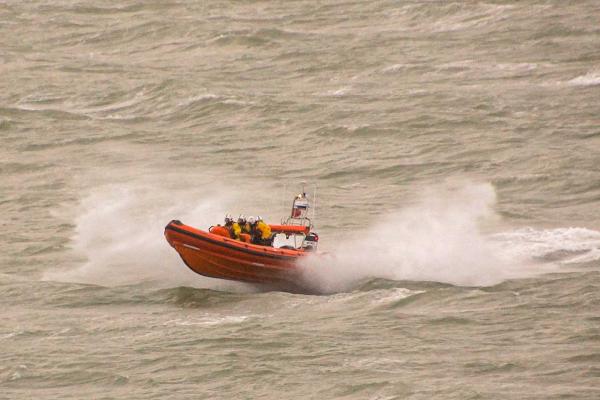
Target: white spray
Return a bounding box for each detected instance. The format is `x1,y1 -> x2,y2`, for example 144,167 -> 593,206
300,182 -> 549,292
44,181 -> 248,290
46,178 -> 600,293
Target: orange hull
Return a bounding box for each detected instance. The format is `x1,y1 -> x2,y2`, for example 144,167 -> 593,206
164,220 -> 307,288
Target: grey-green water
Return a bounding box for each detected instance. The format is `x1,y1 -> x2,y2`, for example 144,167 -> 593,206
1,1 -> 600,399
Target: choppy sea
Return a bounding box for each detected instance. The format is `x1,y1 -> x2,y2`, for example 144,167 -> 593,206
1,1 -> 600,399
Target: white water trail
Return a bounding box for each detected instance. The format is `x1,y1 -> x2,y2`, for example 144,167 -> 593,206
493,227 -> 600,264
300,183 -> 549,292
568,71 -> 600,87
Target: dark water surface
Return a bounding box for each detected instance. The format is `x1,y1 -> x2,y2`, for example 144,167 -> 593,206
1,1 -> 600,399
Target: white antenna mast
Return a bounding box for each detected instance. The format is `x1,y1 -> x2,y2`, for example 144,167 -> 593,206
313,184 -> 317,223
282,183 -> 287,222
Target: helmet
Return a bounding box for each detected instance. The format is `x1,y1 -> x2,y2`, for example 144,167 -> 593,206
238,214 -> 246,224
256,215 -> 263,222
224,214 -> 233,224
247,216 -> 256,225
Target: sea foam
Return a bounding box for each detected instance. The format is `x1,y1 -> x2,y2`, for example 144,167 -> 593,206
568,72 -> 600,87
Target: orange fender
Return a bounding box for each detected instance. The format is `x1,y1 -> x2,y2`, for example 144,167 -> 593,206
209,225 -> 230,238
269,225 -> 309,235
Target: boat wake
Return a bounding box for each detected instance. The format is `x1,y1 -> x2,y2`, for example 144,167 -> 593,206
300,182 -> 600,293
45,180 -> 600,293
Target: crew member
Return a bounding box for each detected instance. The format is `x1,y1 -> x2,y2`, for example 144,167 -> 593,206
247,216 -> 256,233
251,216 -> 272,246
238,215 -> 251,234
238,215 -> 251,242
224,214 -> 241,240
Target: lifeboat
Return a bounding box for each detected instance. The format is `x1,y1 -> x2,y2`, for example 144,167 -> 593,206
164,187 -> 319,289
